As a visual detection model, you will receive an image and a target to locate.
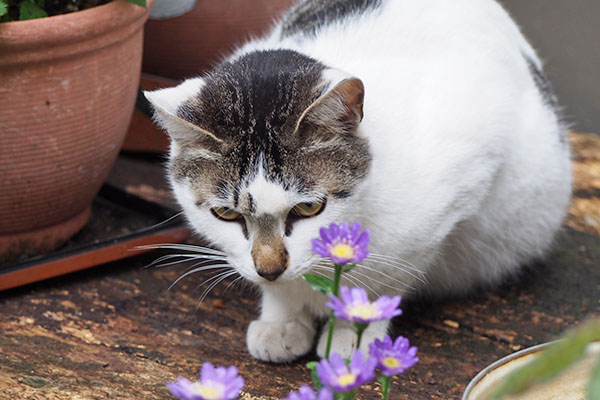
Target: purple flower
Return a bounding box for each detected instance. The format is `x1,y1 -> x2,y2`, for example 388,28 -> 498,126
369,335 -> 419,376
311,222 -> 370,265
326,286 -> 402,324
316,350 -> 377,392
283,385 -> 333,400
166,362 -> 244,400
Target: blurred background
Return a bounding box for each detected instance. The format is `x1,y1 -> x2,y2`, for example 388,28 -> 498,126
498,0 -> 600,134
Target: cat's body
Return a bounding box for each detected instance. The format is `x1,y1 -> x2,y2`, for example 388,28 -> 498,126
146,0 -> 571,362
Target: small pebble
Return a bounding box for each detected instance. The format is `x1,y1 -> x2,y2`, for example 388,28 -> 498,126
212,299 -> 225,309
443,319 -> 460,329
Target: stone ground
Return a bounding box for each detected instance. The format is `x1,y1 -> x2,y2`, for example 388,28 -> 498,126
0,133 -> 598,399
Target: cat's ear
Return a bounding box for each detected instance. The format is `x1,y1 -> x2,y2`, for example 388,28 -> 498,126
296,70 -> 365,137
144,78 -> 222,145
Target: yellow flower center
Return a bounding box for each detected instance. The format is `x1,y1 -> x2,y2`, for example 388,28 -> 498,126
337,373 -> 357,387
348,304 -> 379,320
191,382 -> 224,400
382,357 -> 401,369
330,243 -> 355,260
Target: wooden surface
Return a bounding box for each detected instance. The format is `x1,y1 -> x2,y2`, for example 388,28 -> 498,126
1,133 -> 599,399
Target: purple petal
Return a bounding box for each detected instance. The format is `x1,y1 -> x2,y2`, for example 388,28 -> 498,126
224,365 -> 239,382
354,230 -> 370,248
350,287 -> 369,305
316,358 -> 337,387
224,376 -> 245,399
318,227 -> 330,245
325,223 -> 339,243
338,286 -> 353,304
317,388 -> 334,400
325,294 -> 346,319
311,238 -> 329,258
338,222 -> 350,241
360,354 -> 378,381
329,352 -> 349,375
373,295 -> 402,319
349,349 -> 365,374
393,336 -> 409,351
200,362 -> 216,382
350,222 -> 362,241
331,254 -> 351,265
284,386 -> 318,400
166,378 -> 196,400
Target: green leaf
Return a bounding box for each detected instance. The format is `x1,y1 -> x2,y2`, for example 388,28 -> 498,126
127,0 -> 147,6
589,359 -> 600,400
306,361 -> 322,390
342,263 -> 356,273
303,273 -> 334,295
0,1 -> 8,18
490,319 -> 600,399
19,0 -> 47,20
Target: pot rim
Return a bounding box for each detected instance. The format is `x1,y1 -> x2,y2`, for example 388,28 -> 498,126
461,341 -> 556,400
0,0 -> 151,54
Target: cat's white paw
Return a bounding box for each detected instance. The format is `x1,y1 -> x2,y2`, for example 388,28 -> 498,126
247,319 -> 315,363
316,322 -> 357,359
316,320 -> 388,358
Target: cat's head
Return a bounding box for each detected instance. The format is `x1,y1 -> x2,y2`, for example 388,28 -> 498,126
145,50 -> 371,284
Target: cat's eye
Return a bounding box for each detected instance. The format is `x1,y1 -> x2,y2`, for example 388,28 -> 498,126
292,201 -> 325,218
211,207 -> 242,221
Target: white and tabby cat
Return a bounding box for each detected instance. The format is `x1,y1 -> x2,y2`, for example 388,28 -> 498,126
145,0 -> 571,362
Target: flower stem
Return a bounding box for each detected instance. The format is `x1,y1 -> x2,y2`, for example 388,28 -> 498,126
381,376 -> 392,400
355,322 -> 368,349
341,390 -> 357,400
325,263 -> 343,359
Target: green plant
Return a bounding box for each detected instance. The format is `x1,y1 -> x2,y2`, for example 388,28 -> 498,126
0,0 -> 145,22
491,318 -> 600,400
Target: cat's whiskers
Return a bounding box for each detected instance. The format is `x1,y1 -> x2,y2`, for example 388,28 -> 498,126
223,276 -> 245,295
196,270 -> 239,308
350,264 -> 416,293
142,211 -> 185,231
367,252 -> 423,273
168,263 -> 234,291
312,264 -> 380,297
366,253 -> 427,284
146,253 -> 228,269
353,261 -> 420,289
137,243 -> 226,257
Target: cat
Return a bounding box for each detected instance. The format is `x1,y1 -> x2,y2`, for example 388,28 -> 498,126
144,0 -> 572,363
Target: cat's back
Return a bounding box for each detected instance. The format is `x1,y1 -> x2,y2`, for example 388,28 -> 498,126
246,0 -> 534,67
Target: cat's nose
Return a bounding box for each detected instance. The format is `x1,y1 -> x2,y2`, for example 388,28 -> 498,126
252,237 -> 289,282
256,267 -> 285,282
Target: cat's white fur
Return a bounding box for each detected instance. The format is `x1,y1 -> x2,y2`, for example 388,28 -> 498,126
146,0 -> 571,362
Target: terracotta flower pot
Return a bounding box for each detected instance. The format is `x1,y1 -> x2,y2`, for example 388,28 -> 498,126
142,0 -> 296,80
0,0 -> 152,263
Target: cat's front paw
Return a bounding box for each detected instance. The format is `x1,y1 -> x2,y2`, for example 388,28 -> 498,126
316,320 -> 388,358
316,322 -> 357,359
247,319 -> 315,363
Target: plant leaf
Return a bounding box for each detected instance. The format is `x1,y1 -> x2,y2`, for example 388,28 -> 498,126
127,0 -> 147,6
342,263 -> 356,273
0,1 -> 8,18
306,361 -> 323,390
589,358 -> 600,400
490,319 -> 600,399
19,0 -> 47,20
303,273 -> 334,295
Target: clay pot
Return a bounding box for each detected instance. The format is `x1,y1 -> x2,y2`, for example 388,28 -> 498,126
0,0 -> 152,263
142,0 -> 296,80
